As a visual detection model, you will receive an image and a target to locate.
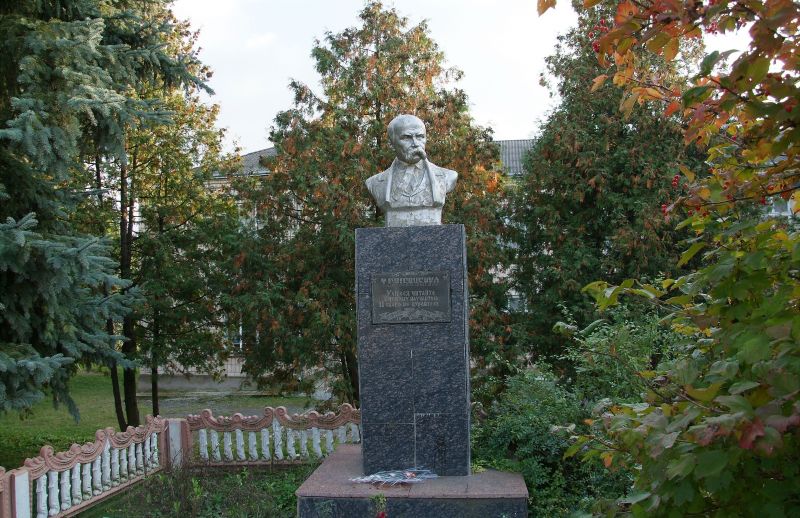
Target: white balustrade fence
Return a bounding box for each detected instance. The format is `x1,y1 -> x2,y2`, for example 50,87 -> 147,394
186,405 -> 361,464
0,406 -> 361,517
1,416 -> 169,518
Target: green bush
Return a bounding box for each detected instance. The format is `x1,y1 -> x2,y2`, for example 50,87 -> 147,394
472,368 -> 630,516
558,304 -> 682,404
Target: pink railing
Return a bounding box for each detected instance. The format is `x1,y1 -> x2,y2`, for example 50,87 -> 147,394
1,468 -> 8,517
0,406 -> 361,518
2,415 -> 168,518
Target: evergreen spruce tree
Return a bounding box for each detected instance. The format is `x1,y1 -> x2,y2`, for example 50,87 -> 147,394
233,1 -> 512,403
510,6 -> 704,363
0,1 -> 207,421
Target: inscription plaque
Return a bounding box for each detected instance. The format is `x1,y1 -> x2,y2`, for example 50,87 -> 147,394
371,271 -> 451,324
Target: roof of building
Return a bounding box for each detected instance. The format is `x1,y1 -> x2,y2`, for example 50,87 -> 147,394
217,139 -> 534,178
496,139 -> 534,176
212,147 -> 276,178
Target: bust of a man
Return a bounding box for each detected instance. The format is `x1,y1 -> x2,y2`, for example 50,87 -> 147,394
366,114 -> 458,227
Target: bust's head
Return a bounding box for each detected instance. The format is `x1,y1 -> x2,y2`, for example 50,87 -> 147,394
388,114 -> 427,164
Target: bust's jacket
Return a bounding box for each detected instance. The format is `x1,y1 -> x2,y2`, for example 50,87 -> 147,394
366,158 -> 458,210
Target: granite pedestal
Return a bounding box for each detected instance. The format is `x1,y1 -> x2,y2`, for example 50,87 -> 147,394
355,224 -> 470,476
296,445 -> 528,517
296,224 -> 528,516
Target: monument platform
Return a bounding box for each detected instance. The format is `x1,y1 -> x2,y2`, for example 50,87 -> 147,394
296,445 -> 528,517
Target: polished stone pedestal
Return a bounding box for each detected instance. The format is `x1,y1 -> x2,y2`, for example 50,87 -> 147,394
355,224 -> 470,476
296,445 -> 528,518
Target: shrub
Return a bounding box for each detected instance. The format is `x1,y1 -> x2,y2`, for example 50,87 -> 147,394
558,304 -> 683,404
472,368 -> 630,516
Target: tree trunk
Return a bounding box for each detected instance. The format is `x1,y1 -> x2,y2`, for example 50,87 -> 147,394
96,152 -> 128,431
122,320 -> 139,426
109,358 -> 127,431
150,346 -> 159,416
119,159 -> 140,426
150,213 -> 164,417
340,344 -> 360,405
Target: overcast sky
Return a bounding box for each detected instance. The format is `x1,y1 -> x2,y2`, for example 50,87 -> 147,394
171,0 -> 579,154
170,1 -> 749,155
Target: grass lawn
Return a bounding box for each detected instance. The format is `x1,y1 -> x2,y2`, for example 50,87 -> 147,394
0,370 -> 312,470
80,464 -> 317,518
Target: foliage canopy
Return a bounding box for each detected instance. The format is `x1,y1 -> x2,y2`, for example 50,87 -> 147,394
231,1 -> 512,402
538,0 -> 800,514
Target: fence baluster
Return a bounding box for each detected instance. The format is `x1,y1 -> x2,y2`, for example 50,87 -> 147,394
349,423 -> 361,443
311,428 -> 322,457
71,464 -> 81,504
337,425 -> 347,444
60,469 -> 70,511
81,462 -> 91,499
152,432 -> 160,466
210,429 -> 221,461
92,457 -> 102,495
47,470 -> 59,516
35,475 -> 47,518
235,429 -> 246,460
136,442 -> 144,474
119,444 -> 128,481
286,429 -> 297,459
144,435 -> 153,473
199,429 -> 209,461
299,430 -> 309,458
261,428 -> 271,460
102,441 -> 111,489
248,431 -> 258,460
223,431 -> 233,461
273,420 -> 284,460
111,447 -> 120,486
127,444 -> 136,479
325,430 -> 334,455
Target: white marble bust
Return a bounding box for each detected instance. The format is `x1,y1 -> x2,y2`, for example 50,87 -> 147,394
366,114 -> 458,227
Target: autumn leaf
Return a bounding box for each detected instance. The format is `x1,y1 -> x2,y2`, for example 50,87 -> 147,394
738,418 -> 765,449
591,74 -> 608,92
614,1 -> 638,24
664,100 -> 680,117
664,38 -> 679,61
538,0 -> 556,15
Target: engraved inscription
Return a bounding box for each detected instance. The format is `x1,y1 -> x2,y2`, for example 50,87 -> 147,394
371,271 -> 451,324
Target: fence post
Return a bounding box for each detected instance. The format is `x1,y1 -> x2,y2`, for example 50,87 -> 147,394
165,419 -> 190,469
0,467 -> 6,518
3,468 -> 31,518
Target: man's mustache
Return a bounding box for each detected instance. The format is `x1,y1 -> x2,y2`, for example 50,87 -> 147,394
412,148 -> 427,159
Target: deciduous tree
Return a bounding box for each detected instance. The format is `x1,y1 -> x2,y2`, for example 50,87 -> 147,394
232,1 -> 512,403
540,0 -> 800,514
511,4 -> 703,364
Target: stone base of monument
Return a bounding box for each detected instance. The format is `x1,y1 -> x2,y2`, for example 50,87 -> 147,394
296,445 -> 528,517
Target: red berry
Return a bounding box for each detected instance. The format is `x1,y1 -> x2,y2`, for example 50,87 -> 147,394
760,197 -> 767,205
